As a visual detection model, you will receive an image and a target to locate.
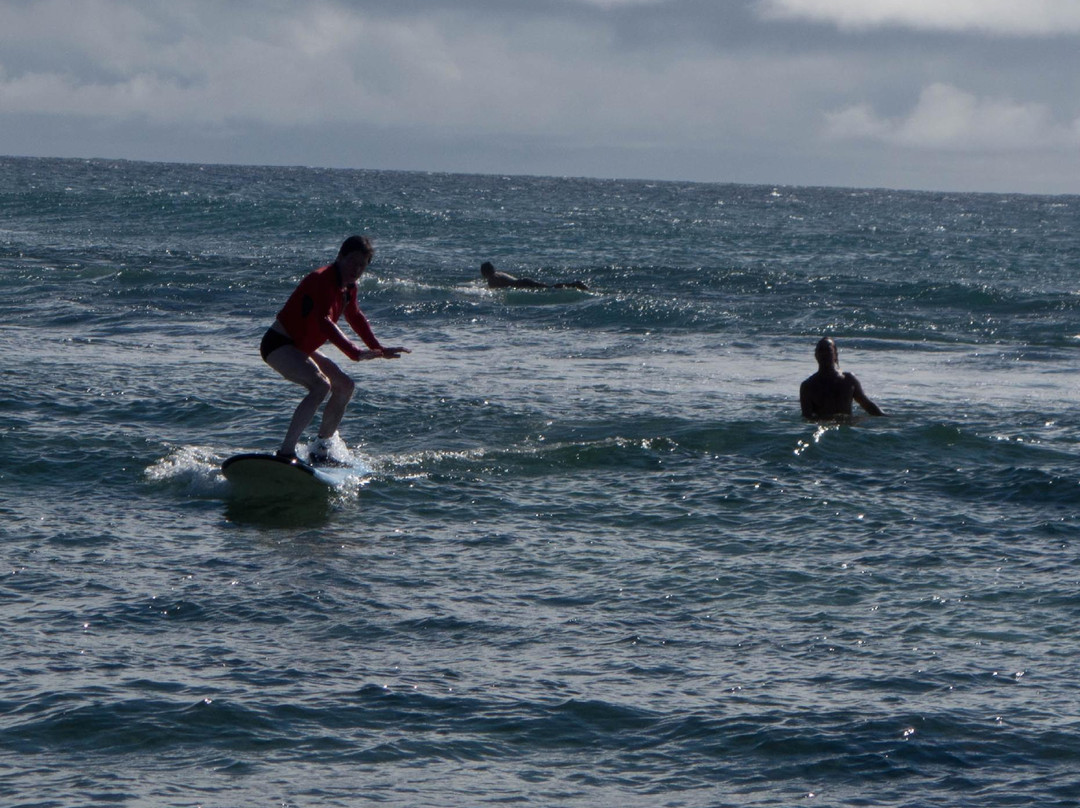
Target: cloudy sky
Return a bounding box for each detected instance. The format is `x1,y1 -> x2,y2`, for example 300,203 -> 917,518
2,0 -> 1078,193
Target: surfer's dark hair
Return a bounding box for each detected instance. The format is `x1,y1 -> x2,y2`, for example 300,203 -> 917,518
815,337 -> 837,365
338,235 -> 374,260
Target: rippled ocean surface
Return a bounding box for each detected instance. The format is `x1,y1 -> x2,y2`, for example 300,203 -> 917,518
2,156 -> 1079,807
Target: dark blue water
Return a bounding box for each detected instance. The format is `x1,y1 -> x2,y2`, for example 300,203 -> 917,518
2,156 -> 1079,806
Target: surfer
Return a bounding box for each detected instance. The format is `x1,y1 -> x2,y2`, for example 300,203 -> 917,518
481,261 -> 588,291
260,235 -> 409,463
800,337 -> 885,420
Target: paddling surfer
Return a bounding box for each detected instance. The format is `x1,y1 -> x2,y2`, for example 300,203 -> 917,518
800,337 -> 884,420
260,236 -> 409,463
480,261 -> 588,291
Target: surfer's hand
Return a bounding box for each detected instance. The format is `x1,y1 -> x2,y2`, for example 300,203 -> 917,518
379,346 -> 410,358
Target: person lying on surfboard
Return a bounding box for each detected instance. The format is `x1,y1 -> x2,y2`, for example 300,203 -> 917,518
480,261 -> 588,291
800,337 -> 885,420
260,235 -> 409,464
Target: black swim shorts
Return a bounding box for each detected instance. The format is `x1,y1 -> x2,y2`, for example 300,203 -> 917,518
260,327 -> 295,360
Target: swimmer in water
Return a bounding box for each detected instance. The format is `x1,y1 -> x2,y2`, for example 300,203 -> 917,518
800,337 -> 884,420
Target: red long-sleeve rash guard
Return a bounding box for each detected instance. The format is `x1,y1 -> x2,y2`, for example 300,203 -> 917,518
276,263 -> 382,360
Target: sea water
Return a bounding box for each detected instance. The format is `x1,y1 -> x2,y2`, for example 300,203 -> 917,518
1,156 -> 1078,807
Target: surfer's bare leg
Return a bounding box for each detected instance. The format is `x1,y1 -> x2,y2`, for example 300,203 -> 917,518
310,352 -> 355,440
265,346 -> 331,456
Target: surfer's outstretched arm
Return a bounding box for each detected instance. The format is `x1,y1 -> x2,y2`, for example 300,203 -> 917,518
850,374 -> 885,416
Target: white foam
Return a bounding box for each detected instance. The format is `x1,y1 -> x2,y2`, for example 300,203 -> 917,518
144,445 -> 229,496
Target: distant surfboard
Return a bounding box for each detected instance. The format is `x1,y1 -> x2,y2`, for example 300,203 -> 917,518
503,287 -> 590,305
221,453 -> 366,495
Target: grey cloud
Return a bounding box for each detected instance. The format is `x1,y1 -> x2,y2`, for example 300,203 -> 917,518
0,0 -> 1077,192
